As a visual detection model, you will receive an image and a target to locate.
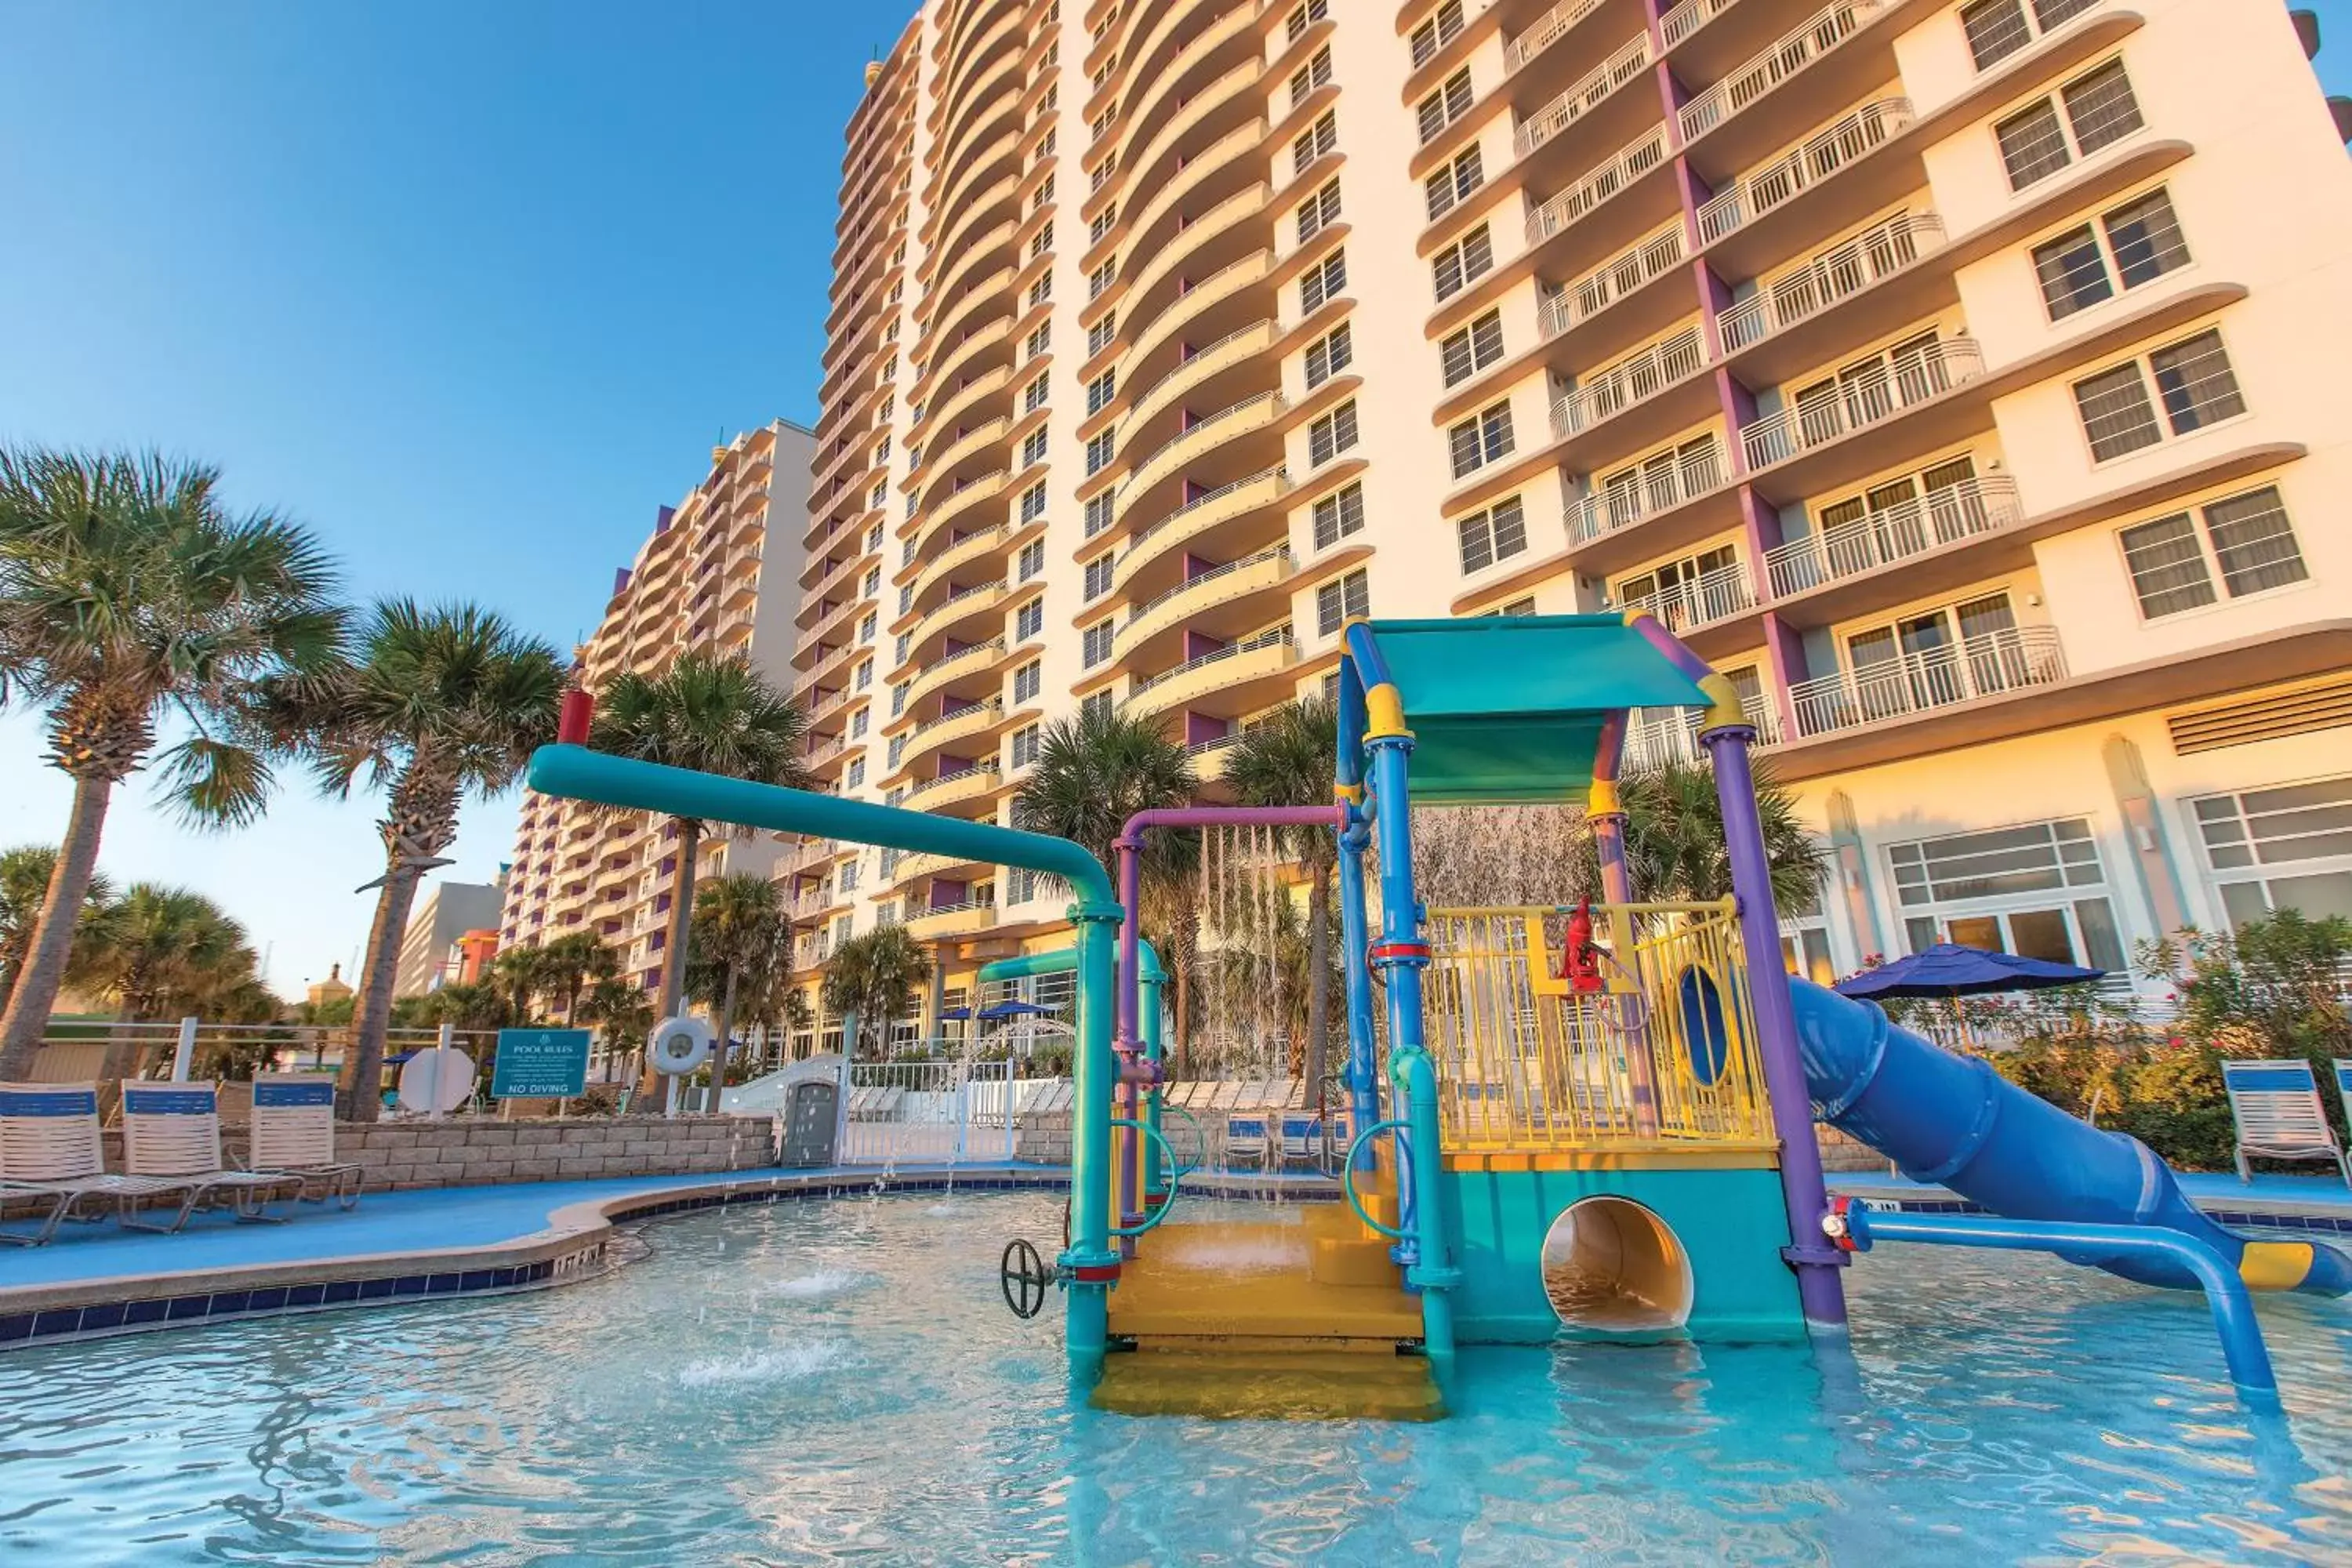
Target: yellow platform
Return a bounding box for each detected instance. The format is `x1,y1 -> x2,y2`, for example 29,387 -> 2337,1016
1091,1348 -> 1443,1421
1105,1217 -> 1421,1351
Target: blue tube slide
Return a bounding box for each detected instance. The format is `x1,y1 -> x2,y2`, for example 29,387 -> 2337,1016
1788,978 -> 2351,1297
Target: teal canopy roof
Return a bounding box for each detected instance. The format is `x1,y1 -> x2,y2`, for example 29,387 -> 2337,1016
1350,615 -> 1713,804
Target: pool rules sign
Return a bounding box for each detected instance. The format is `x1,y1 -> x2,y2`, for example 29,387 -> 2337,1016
490,1029 -> 592,1099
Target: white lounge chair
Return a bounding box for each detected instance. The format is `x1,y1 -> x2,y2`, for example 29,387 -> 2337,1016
245,1074 -> 363,1209
2220,1058 -> 2352,1187
1225,1114 -> 1269,1169
121,1083 -> 301,1229
0,1082 -> 198,1243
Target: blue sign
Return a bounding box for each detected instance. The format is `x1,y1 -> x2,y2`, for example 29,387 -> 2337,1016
490,1029 -> 593,1098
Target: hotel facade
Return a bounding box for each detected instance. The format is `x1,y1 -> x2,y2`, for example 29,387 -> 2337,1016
499,421 -> 816,1002
789,0 -> 2350,1038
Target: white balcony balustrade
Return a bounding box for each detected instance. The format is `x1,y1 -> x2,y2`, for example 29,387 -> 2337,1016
1661,0 -> 1740,49
1740,336 -> 1983,471
1696,98 -> 1914,246
1568,437 -> 1728,544
1617,560 -> 1755,632
1791,625 -> 2067,736
1623,698 -> 1784,768
1514,35 -> 1654,160
1677,0 -> 1897,145
1719,212 -> 1945,354
1551,327 -> 1710,440
1507,0 -> 1607,71
1528,126 -> 1672,245
1541,223 -> 1687,341
1762,474 -> 2021,597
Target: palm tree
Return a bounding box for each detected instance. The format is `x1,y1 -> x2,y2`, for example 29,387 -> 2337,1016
1223,699 -> 1341,1094
419,981 -> 517,1034
576,975 -> 656,1079
490,943 -> 557,1025
274,600 -> 562,1121
535,930 -> 618,1022
0,447 -> 344,1078
1012,704 -> 1198,1056
0,845 -> 112,1015
821,924 -> 933,1058
684,873 -> 788,1107
1585,756 -> 1826,909
587,652 -> 808,1034
78,884 -> 264,1078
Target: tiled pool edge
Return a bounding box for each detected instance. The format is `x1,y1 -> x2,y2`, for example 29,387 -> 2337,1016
0,1166 -> 1338,1352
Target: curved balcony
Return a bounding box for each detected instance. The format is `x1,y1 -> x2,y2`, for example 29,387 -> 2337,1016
1125,319 -> 1278,445
915,417 -> 1012,512
1125,249 -> 1276,397
913,470 -> 1011,548
906,898 -> 997,942
1111,465 -> 1291,596
917,315 -> 1014,410
1120,182 -> 1272,339
1526,123 -> 1675,260
1127,626 -> 1298,721
924,172 -> 1022,289
1566,434 -> 1733,557
934,116 -> 1024,244
916,364 -> 1015,456
903,762 -> 1003,815
1115,58 -> 1265,224
1762,474 -> 2024,601
928,268 -> 1018,368
906,521 -> 1010,601
1548,325 -> 1715,465
1116,3 -> 1262,172
1694,97 -> 1914,253
1739,336 -> 1984,478
1677,0 -> 1902,177
1120,390 -> 1287,519
897,581 -> 1009,656
901,637 -> 1009,715
890,697 -> 1007,780
1115,546 -> 1291,670
1718,210 -> 1946,379
1791,626 -> 2067,739
1116,122 -> 1267,289
921,222 -> 1018,328
1510,32 -> 1656,166
939,20 -> 1025,148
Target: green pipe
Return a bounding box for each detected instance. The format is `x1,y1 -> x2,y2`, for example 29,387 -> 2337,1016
1066,905 -> 1123,1370
979,942 -> 1168,1199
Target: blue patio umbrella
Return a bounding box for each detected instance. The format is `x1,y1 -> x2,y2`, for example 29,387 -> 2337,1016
938,1006 -> 974,1021
979,1000 -> 1054,1020
1835,942 -> 2104,1000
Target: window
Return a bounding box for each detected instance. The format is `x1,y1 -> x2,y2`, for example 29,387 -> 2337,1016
1018,539 -> 1047,581
1287,0 -> 1327,42
1089,314 -> 1117,356
1025,322 -> 1051,358
840,860 -> 860,893
1995,60 -> 2143,192
1425,146 -> 1484,223
1887,818 -> 2125,970
869,477 -> 887,509
1025,374 -> 1051,414
1020,481 -> 1048,524
1614,543 -> 1740,623
1007,865 -> 1040,903
1014,660 -> 1042,702
1082,621 -> 1115,666
1015,599 -> 1044,641
1021,429 -> 1049,469
1410,0 -> 1466,67
850,707 -> 869,739
866,522 -> 883,551
1085,493 -> 1116,538
858,611 -> 877,644
1440,310 -> 1504,387
1432,226 -> 1493,301
2194,777 -> 2352,927
2118,485 -> 2307,619
1301,250 -> 1348,313
1305,323 -> 1353,389
1290,45 -> 1333,110
1308,401 -> 1359,466
1087,368 -> 1117,414
906,492 -> 919,520
1086,430 -> 1115,474
1959,0 -> 2101,72
1028,274 -> 1052,309
2071,328 -> 2245,462
863,565 -> 882,597
1491,597 -> 1538,616
2031,188 -> 2189,321
1296,180 -> 1343,246
1029,227 -> 1051,260
1088,259 -> 1116,300
1010,724 -> 1043,768
853,659 -> 873,691
1312,481 -> 1366,550
1081,690 -> 1114,722
1083,555 -> 1114,599
1090,205 -> 1117,244
1447,401 -> 1515,478
1455,496 -> 1528,575
1316,568 -> 1370,636
1417,68 -> 1473,145
1293,111 -> 1338,177
846,757 -> 866,789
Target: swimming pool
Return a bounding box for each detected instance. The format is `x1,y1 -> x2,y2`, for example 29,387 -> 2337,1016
3,1189 -> 2348,1565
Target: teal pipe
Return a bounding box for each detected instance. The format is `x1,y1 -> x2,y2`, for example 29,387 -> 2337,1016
1066,906 -> 1123,1370
978,942 -> 1168,1199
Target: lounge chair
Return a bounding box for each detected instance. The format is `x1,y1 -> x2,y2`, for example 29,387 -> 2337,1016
245,1074 -> 363,1209
121,1083 -> 301,1230
0,1082 -> 198,1243
2220,1058 -> 2352,1187
1225,1114 -> 1269,1169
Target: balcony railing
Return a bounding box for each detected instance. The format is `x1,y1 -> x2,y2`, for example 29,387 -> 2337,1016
1624,697 -> 1785,768
1123,546 -> 1290,633
1617,560 -> 1755,633
1678,0 -> 1895,145
1541,223 -> 1687,341
1740,335 -> 1984,471
1528,125 -> 1672,246
1719,212 -> 1945,354
1568,437 -> 1728,544
1697,98 -> 1914,246
1508,0 -> 1608,70
1131,625 -> 1294,698
1552,326 -> 1710,440
1791,625 -> 2067,737
1119,391 -> 1287,498
1514,34 -> 1654,161
905,760 -> 1002,806
1120,466 -> 1290,563
1660,0 -> 1740,48
1763,474 -> 2022,597
906,695 -> 1004,742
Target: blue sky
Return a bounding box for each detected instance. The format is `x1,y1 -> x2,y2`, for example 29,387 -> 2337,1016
0,2 -> 917,995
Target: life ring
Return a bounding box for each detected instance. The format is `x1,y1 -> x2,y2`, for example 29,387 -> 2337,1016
647,1016 -> 713,1076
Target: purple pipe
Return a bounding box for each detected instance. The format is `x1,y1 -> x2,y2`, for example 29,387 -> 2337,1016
1628,612 -> 1719,684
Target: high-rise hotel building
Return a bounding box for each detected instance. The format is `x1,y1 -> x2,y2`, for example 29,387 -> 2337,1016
500,421 -> 816,1001
790,0 -> 2352,1029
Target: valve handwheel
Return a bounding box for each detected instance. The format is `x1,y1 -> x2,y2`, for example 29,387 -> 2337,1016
1000,1238 -> 1052,1320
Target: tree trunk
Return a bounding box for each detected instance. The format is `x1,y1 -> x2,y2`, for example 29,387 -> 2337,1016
710,967 -> 740,1113
1172,956 -> 1191,1081
644,815 -> 700,1101
343,862 -> 423,1123
1305,862 -> 1331,1109
0,773 -> 115,1080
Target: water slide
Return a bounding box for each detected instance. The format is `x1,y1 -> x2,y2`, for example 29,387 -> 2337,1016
1787,977 -> 2352,1298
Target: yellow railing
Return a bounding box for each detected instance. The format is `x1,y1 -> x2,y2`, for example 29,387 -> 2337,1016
1423,902 -> 1776,1154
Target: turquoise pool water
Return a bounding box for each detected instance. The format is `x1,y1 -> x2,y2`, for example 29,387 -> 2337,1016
2,1190 -> 2349,1565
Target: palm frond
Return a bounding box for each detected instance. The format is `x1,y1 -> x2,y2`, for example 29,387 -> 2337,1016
152,735 -> 277,830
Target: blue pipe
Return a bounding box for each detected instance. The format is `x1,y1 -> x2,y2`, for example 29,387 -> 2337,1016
1336,651 -> 1380,1170
1838,1202 -> 2278,1400
1790,978 -> 2352,1297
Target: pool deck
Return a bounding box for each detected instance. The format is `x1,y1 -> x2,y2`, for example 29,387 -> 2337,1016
2,1162 -> 2346,1350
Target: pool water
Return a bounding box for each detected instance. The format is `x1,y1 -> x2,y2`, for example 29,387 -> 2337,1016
3,1190 -> 2350,1565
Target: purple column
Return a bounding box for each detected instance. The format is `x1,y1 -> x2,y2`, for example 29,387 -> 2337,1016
1703,720 -> 1849,1327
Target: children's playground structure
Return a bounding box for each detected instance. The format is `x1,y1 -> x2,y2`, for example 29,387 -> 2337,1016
528,613 -> 2347,1419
